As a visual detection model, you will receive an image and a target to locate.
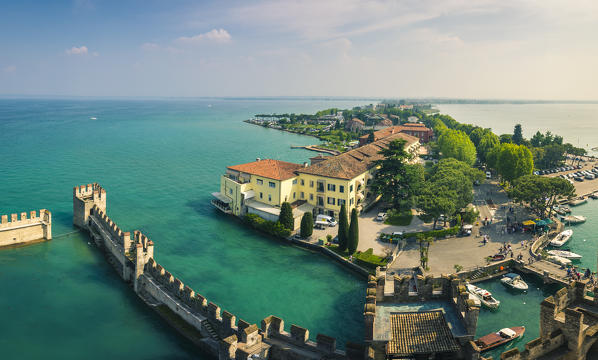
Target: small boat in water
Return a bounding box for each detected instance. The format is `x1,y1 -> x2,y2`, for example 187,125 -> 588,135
547,255 -> 571,266
590,193 -> 598,200
501,273 -> 528,291
475,327 -> 525,352
569,198 -> 587,206
467,284 -> 500,309
90,117 -> 97,120
562,215 -> 586,225
561,205 -> 572,213
550,229 -> 573,246
547,249 -> 582,260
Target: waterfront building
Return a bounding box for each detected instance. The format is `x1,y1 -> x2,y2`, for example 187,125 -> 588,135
346,118 -> 366,132
212,133 -> 420,229
358,123 -> 433,146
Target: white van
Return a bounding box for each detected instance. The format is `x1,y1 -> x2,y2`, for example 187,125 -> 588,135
485,171 -> 492,179
316,214 -> 337,227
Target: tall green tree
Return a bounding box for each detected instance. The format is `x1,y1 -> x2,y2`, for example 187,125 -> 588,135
477,132 -> 500,163
468,127 -> 486,147
347,209 -> 359,254
513,124 -> 524,145
337,204 -> 349,251
510,175 -> 575,218
495,143 -> 534,183
300,212 -> 313,238
371,139 -> 420,209
278,202 -> 294,230
437,129 -> 477,165
499,134 -> 513,144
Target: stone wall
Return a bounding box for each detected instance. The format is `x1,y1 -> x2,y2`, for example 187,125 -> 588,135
0,209 -> 52,248
74,183 -> 364,360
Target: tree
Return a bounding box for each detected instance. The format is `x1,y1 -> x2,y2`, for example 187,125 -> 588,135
371,139 -> 419,209
347,209 -> 359,254
499,134 -> 513,144
491,143 -> 534,183
513,124 -> 524,145
300,212 -> 313,238
278,202 -> 294,230
477,132 -> 500,163
510,175 -> 575,218
416,185 -> 457,230
437,129 -> 477,165
338,204 -> 349,251
417,234 -> 433,270
367,132 -> 375,143
468,127 -> 486,147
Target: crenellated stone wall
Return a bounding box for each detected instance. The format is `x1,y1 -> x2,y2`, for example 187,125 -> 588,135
74,183 -> 365,360
0,209 -> 52,248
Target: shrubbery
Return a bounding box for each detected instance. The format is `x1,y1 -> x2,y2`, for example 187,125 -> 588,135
379,226 -> 460,243
244,214 -> 291,238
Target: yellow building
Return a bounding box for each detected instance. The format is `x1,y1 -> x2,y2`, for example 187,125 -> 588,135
212,132 -> 420,229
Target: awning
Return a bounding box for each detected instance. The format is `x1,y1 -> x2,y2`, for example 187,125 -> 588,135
535,220 -> 548,227
543,219 -> 554,224
211,192 -> 232,203
522,220 -> 536,226
242,190 -> 255,200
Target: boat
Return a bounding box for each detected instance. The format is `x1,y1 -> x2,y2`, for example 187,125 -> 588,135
547,255 -> 571,266
590,193 -> 598,200
475,327 -> 525,352
562,215 -> 586,225
569,198 -> 587,206
547,250 -> 582,260
467,284 -> 500,309
550,229 -> 573,246
501,273 -> 528,291
90,117 -> 97,120
561,205 -> 572,213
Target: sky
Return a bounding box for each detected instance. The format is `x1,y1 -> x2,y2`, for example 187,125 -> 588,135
1,0 -> 597,99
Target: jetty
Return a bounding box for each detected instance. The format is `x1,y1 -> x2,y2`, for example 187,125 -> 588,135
290,144 -> 341,155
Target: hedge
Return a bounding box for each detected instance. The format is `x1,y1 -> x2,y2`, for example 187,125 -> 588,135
244,214 -> 291,238
379,226 -> 460,243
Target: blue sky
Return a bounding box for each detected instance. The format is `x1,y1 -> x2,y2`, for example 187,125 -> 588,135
1,0 -> 597,99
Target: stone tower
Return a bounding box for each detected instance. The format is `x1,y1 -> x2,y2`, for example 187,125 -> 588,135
73,183 -> 106,228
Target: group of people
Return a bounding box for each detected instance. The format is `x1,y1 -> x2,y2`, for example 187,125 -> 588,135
566,267 -> 595,284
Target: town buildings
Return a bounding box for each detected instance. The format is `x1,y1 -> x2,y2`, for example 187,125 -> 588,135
358,123 -> 434,146
212,132 -> 420,229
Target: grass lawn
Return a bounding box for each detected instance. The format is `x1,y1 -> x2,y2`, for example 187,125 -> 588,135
326,245 -> 388,272
384,209 -> 413,226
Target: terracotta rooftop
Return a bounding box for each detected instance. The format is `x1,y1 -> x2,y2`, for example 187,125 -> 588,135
350,118 -> 365,125
297,132 -> 419,180
227,159 -> 304,181
387,311 -> 460,356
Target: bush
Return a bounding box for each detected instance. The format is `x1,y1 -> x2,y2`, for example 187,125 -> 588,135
384,208 -> 413,226
300,212 -> 313,238
245,214 -> 291,238
380,226 -> 460,242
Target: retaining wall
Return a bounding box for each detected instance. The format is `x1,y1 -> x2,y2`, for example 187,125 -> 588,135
0,209 -> 52,248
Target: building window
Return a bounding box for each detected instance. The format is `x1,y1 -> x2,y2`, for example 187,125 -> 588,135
317,181 -> 325,192
301,192 -> 305,199
269,182 -> 276,188
338,199 -> 345,206
350,198 -> 354,205
292,179 -> 297,185
327,184 -> 336,191
268,195 -> 272,202
310,194 -> 314,200
327,197 -> 335,205
350,185 -> 354,192
229,188 -> 233,195
317,196 -> 324,206
260,192 -> 263,199
301,179 -> 305,186
339,185 -> 344,193
293,192 -> 296,199
310,180 -> 314,188
257,179 -> 263,185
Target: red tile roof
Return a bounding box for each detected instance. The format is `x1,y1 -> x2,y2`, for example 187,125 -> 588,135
227,159 -> 304,181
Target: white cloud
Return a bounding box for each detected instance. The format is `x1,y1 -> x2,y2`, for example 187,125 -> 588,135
141,42 -> 160,50
177,28 -> 231,44
3,65 -> 16,73
66,45 -> 89,55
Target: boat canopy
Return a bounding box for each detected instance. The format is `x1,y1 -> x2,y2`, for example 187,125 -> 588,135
504,273 -> 519,279
499,328 -> 516,338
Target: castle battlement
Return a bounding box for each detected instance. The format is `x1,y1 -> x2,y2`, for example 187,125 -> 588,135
73,183 -> 106,200
0,209 -> 52,248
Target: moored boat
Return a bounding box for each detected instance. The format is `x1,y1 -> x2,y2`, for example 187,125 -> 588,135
467,284 -> 500,309
547,255 -> 571,266
569,198 -> 587,206
501,273 -> 528,291
562,215 -> 586,225
547,249 -> 582,260
475,326 -> 525,352
590,193 -> 598,200
550,229 -> 573,246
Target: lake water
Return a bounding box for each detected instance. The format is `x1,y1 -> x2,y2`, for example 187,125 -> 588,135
0,98 -> 370,359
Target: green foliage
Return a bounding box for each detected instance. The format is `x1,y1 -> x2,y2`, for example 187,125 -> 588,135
477,132 -> 500,163
244,214 -> 291,238
348,209 -> 359,254
461,207 -> 479,224
513,124 -> 524,145
300,212 -> 313,238
509,175 -> 576,218
499,134 -> 513,144
384,208 -> 413,226
278,202 -> 294,230
454,264 -> 464,272
437,129 -> 477,165
338,204 -> 349,251
491,143 -> 534,183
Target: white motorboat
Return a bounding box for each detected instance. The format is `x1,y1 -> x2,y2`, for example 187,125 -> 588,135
547,250 -> 582,260
550,229 -> 573,246
467,284 -> 500,309
562,215 -> 586,224
547,255 -> 571,266
501,273 -> 528,291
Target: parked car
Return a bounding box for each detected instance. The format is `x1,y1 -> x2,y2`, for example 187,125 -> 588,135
375,212 -> 387,222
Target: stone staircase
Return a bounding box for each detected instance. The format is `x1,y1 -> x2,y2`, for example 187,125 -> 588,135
201,319 -> 221,341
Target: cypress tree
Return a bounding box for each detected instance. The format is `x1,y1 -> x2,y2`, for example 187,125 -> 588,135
300,212 -> 313,238
278,202 -> 294,230
338,204 -> 349,251
348,208 -> 359,254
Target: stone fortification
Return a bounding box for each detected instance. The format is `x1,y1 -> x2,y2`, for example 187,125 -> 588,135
495,281 -> 598,360
0,209 -> 52,248
74,183 -> 365,360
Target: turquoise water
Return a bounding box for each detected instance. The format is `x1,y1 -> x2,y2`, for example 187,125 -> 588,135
556,200 -> 598,272
0,98 -> 369,359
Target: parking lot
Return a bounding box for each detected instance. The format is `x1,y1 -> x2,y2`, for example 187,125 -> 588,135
540,157 -> 598,196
